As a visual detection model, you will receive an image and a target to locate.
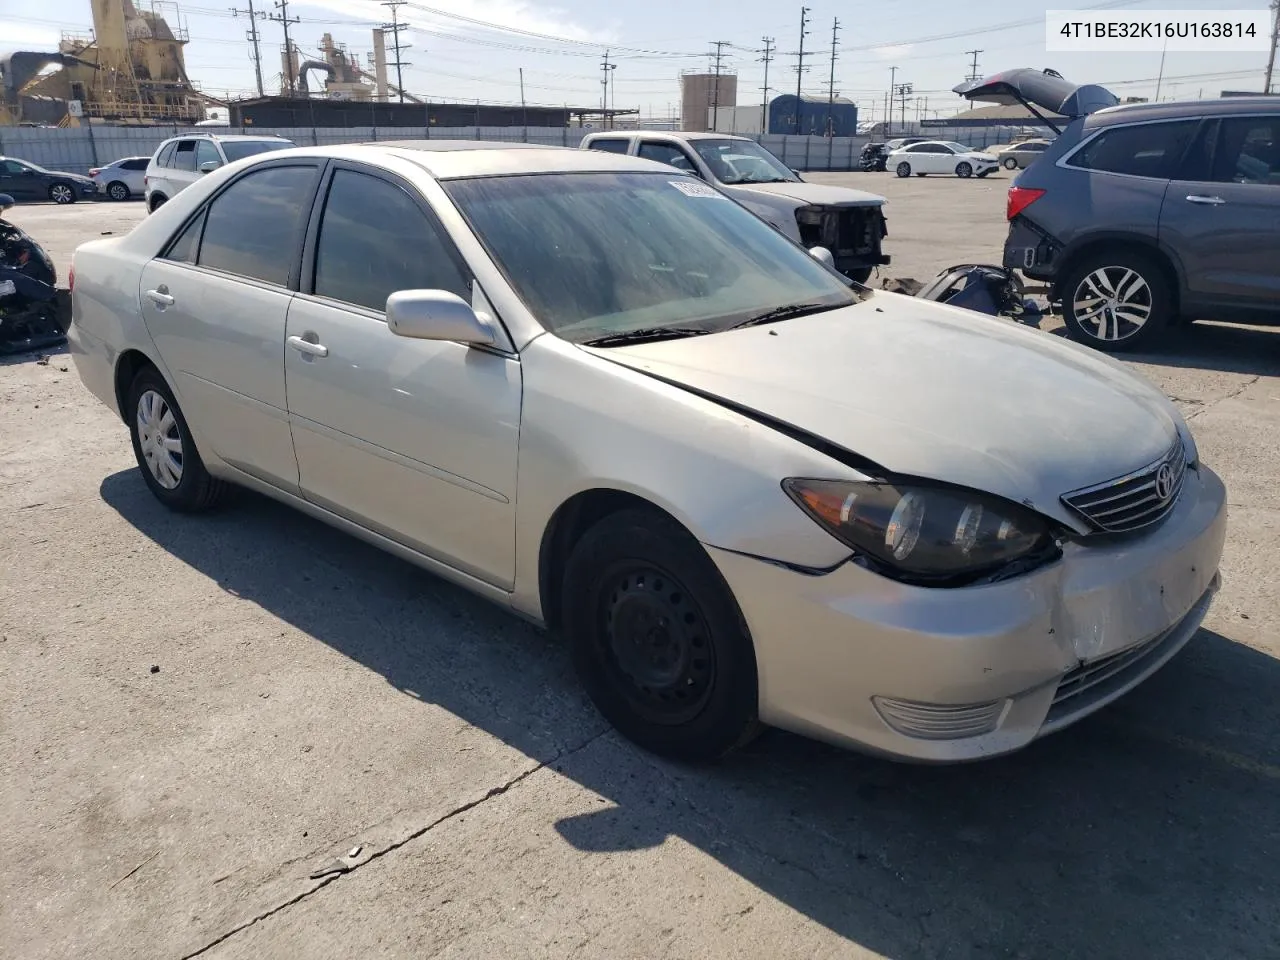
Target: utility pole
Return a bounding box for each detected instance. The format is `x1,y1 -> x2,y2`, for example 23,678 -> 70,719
759,37 -> 775,132
826,17 -> 840,137
895,82 -> 913,133
710,40 -> 729,132
1264,0 -> 1279,94
794,6 -> 811,134
600,51 -> 616,128
230,1 -> 266,98
964,49 -> 983,83
519,67 -> 527,139
887,65 -> 897,135
381,0 -> 410,104
267,0 -> 299,96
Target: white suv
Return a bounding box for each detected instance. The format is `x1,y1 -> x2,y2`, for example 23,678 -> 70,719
144,133 -> 293,212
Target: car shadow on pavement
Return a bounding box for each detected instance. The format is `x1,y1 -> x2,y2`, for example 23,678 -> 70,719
1123,322 -> 1280,378
102,470 -> 1280,959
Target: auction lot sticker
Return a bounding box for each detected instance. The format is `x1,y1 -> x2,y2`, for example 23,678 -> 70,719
670,180 -> 726,199
1046,9 -> 1271,51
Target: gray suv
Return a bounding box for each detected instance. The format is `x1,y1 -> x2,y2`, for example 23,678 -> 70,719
957,69 -> 1280,351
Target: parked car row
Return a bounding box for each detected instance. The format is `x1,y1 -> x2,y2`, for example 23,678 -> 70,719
67,133 -> 1227,765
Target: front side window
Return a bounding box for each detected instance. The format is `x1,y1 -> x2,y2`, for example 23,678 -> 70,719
171,140 -> 197,173
1069,120 -> 1199,179
313,169 -> 470,312
637,142 -> 697,174
689,139 -> 798,184
220,140 -> 292,163
1211,117 -> 1280,185
0,160 -> 28,175
444,172 -> 860,344
198,165 -> 317,285
587,139 -> 631,154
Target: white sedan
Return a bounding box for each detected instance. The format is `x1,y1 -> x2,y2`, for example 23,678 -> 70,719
889,141 -> 1001,178
89,156 -> 150,201
68,142 -> 1224,763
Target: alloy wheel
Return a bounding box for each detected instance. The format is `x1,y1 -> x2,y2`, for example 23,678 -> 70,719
1071,266 -> 1153,342
108,182 -> 128,201
50,184 -> 74,204
136,389 -> 184,489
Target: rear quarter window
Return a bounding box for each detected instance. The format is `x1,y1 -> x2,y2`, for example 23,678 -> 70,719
155,142 -> 177,167
1068,120 -> 1200,179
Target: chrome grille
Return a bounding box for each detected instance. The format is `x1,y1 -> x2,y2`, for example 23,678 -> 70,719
1061,440 -> 1188,533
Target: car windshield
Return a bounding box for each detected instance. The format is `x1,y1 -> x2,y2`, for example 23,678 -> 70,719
219,140 -> 292,162
689,140 -> 799,184
443,172 -> 860,344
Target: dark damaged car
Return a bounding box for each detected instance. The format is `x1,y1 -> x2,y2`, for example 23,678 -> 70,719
956,68 -> 1280,351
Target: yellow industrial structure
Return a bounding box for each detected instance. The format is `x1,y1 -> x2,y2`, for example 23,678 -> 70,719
1,0 -> 210,125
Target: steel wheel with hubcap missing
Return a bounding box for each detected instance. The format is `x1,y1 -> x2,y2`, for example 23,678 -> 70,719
562,508 -> 759,760
127,366 -> 227,510
49,184 -> 75,204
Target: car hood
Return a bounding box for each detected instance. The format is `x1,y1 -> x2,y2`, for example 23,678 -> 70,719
583,293 -> 1179,525
953,68 -> 1118,118
726,180 -> 885,208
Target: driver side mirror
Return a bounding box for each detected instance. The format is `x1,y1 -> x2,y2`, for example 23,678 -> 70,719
791,168 -> 805,181
386,290 -> 497,346
808,246 -> 835,268
199,160 -> 221,174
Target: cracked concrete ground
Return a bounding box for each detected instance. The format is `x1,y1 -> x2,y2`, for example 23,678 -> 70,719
3,176 -> 1280,959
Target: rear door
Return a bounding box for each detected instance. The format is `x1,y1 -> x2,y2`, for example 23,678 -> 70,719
138,160 -> 323,491
284,164 -> 521,587
1161,114 -> 1280,306
166,139 -> 200,195
0,160 -> 41,200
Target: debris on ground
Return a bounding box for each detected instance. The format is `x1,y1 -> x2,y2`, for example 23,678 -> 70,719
149,664 -> 160,674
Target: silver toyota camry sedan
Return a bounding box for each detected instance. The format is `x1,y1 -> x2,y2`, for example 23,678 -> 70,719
68,141 -> 1226,763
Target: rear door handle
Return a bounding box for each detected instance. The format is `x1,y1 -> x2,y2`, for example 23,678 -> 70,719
1185,195 -> 1226,205
145,288 -> 174,307
287,335 -> 329,358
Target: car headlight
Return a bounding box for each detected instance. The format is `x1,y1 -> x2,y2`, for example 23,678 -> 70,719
783,478 -> 1057,584
795,206 -> 825,226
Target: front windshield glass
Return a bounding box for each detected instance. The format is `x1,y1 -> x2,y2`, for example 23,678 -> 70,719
444,172 -> 860,344
220,140 -> 292,162
689,139 -> 798,184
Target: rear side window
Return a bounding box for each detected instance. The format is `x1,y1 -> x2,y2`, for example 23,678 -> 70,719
587,139 -> 630,154
1069,120 -> 1199,179
164,210 -> 205,264
198,165 -> 318,286
172,140 -> 197,173
155,143 -> 177,167
1212,117 -> 1280,185
312,169 -> 470,312
120,158 -> 147,171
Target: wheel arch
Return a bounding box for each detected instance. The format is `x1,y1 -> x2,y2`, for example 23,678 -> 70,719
113,348 -> 162,424
1055,233 -> 1185,309
537,487 -> 695,633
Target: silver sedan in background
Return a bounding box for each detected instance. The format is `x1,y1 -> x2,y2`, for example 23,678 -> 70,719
67,142 -> 1225,763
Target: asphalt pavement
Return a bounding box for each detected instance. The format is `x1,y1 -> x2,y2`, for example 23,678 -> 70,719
3,177 -> 1279,960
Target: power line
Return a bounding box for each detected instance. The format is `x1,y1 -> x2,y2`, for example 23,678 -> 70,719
827,17 -> 840,136
710,40 -> 729,131
964,49 -> 983,83
793,6 -> 810,134
759,37 -> 775,129
229,1 -> 266,97
381,0 -> 411,103
266,0 -> 300,95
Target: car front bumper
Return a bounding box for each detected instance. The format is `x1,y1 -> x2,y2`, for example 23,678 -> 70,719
706,463 -> 1227,762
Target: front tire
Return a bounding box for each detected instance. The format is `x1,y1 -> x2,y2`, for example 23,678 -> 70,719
49,183 -> 76,204
956,162 -> 973,178
562,508 -> 760,761
895,162 -> 911,178
1002,157 -> 1018,170
107,180 -> 130,201
148,193 -> 168,213
127,367 -> 226,511
1060,251 -> 1173,352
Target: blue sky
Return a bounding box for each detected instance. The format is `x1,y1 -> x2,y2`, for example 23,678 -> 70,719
5,0 -> 1275,118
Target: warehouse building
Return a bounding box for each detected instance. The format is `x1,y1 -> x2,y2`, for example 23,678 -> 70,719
767,93 -> 858,136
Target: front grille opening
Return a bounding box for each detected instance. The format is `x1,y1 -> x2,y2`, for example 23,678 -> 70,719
1061,440 -> 1187,534
796,207 -> 882,258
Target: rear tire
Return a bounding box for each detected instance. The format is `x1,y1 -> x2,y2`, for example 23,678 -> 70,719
127,366 -> 227,511
148,193 -> 168,213
956,162 -> 973,178
562,508 -> 760,762
1002,157 -> 1018,170
895,161 -> 911,178
107,180 -> 130,201
1060,250 -> 1174,352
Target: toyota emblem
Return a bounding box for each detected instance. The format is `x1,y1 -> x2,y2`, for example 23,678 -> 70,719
1154,462 -> 1175,501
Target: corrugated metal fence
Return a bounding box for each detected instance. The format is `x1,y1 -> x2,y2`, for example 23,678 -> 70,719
0,125 -> 881,175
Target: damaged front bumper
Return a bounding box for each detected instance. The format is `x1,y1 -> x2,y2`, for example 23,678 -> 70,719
797,205 -> 891,277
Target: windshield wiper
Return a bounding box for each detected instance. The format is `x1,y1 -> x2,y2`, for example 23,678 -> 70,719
580,326 -> 710,347
729,302 -> 832,329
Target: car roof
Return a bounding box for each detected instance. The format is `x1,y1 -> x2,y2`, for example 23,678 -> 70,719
1085,96 -> 1280,130
252,141 -> 680,178
584,130 -> 751,142
160,133 -> 291,143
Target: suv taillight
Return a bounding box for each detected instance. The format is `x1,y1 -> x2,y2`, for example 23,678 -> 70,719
1007,186 -> 1045,221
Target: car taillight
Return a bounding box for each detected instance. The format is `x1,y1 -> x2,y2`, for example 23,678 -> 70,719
143,175 -> 149,186
89,168 -> 101,177
1006,186 -> 1045,221
68,264 -> 75,293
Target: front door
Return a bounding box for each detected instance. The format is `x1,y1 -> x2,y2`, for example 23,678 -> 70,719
0,160 -> 40,200
284,165 -> 521,588
138,161 -> 323,491
1162,114 -> 1280,306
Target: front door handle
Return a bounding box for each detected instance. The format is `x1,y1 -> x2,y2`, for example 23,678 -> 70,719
287,334 -> 329,358
1185,195 -> 1226,205
145,287 -> 175,307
